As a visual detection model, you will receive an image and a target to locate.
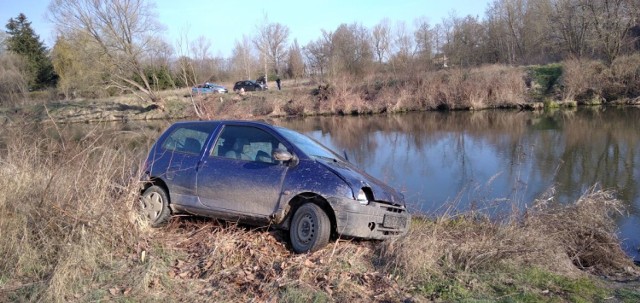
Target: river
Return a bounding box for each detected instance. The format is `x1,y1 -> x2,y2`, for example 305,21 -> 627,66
277,107 -> 640,262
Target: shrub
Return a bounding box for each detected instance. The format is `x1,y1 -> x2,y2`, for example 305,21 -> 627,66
562,55 -> 640,103
0,53 -> 28,106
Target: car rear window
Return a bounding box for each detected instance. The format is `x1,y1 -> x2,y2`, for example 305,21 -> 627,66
161,126 -> 212,155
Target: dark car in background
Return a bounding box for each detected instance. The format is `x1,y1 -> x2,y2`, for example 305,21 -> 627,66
192,82 -> 228,95
233,80 -> 267,92
140,120 -> 410,253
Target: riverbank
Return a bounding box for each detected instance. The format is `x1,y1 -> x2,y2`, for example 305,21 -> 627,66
1,117 -> 639,302
3,60 -> 640,125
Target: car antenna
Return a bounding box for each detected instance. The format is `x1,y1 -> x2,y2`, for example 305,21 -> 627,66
343,150 -> 349,162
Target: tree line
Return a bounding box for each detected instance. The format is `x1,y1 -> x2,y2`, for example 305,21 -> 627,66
1,0 -> 638,106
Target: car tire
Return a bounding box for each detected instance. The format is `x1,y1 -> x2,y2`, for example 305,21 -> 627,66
290,203 -> 331,253
140,185 -> 171,227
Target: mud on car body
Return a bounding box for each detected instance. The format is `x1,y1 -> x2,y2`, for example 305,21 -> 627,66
140,120 -> 410,253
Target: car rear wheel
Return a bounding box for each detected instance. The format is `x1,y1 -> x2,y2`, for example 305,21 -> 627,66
290,203 -> 331,253
140,185 -> 171,227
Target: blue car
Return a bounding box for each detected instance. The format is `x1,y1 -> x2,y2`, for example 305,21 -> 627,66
192,82 -> 228,95
140,120 -> 410,253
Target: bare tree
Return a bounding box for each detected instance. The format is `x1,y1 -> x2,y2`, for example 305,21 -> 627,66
286,39 -> 305,81
389,21 -> 415,73
414,17 -> 434,68
231,35 -> 255,80
372,19 -> 391,63
254,20 -> 290,79
549,0 -> 591,58
447,15 -> 487,67
483,0 -> 552,64
485,0 -> 525,64
583,0 -> 638,63
174,26 -> 196,88
432,24 -> 444,59
190,35 -> 211,82
188,35 -> 226,82
329,23 -> 374,77
48,0 -> 166,104
303,36 -> 331,78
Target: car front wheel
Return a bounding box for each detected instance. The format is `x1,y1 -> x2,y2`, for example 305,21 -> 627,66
140,185 -> 171,227
290,203 -> 331,253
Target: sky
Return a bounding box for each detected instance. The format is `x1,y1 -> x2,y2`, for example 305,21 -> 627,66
1,0 -> 491,57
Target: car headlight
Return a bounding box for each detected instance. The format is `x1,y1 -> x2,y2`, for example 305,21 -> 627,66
356,189 -> 369,205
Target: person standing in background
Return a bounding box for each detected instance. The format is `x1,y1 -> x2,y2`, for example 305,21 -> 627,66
276,77 -> 281,90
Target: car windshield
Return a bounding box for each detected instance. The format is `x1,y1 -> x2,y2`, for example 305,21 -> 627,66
276,127 -> 340,161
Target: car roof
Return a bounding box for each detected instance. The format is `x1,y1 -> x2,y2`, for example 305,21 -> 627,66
171,120 -> 273,128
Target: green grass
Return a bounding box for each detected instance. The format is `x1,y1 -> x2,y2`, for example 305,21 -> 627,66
528,64 -> 563,102
475,267 -> 609,303
530,64 -> 563,93
615,287 -> 640,303
280,286 -> 330,303
409,267 -> 610,303
415,275 -> 472,301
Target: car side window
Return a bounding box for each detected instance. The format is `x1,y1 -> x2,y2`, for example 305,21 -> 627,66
161,127 -> 209,155
211,126 -> 284,163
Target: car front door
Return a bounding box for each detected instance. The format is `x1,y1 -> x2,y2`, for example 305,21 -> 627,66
196,125 -> 290,219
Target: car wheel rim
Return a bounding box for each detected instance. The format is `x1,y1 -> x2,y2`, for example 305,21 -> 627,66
296,213 -> 315,244
141,192 -> 163,221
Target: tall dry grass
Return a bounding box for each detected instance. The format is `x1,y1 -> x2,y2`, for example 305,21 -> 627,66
181,64 -> 530,121
562,54 -> 640,103
0,123 -> 151,302
416,65 -> 528,110
377,187 -> 638,288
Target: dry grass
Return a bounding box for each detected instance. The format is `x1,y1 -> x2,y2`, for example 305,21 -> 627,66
415,65 -> 527,110
378,187 -> 638,298
0,122 -> 153,302
16,60 -> 640,125
562,54 -> 640,104
155,219 -> 405,302
182,65 -> 529,121
524,189 -> 634,275
0,122 -> 638,302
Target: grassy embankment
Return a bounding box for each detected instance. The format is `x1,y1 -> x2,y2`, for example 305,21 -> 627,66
2,54 -> 639,124
1,121 -> 639,302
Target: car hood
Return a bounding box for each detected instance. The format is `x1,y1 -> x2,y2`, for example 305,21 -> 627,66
315,157 -> 405,207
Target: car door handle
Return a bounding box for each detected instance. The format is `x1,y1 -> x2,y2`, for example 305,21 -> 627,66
166,165 -> 180,180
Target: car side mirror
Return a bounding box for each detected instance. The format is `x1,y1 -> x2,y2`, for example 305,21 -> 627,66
273,148 -> 296,164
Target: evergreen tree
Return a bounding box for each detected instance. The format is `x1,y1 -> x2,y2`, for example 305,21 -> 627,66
5,13 -> 56,89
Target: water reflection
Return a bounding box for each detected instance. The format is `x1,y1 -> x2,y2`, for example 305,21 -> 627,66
278,108 -> 640,261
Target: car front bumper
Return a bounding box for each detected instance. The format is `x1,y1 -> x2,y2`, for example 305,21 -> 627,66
327,197 -> 410,239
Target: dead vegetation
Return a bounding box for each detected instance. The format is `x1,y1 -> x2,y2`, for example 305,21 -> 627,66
0,122 -> 639,302
562,54 -> 640,104
380,188 -> 638,283
8,56 -> 640,125
184,64 -> 529,121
